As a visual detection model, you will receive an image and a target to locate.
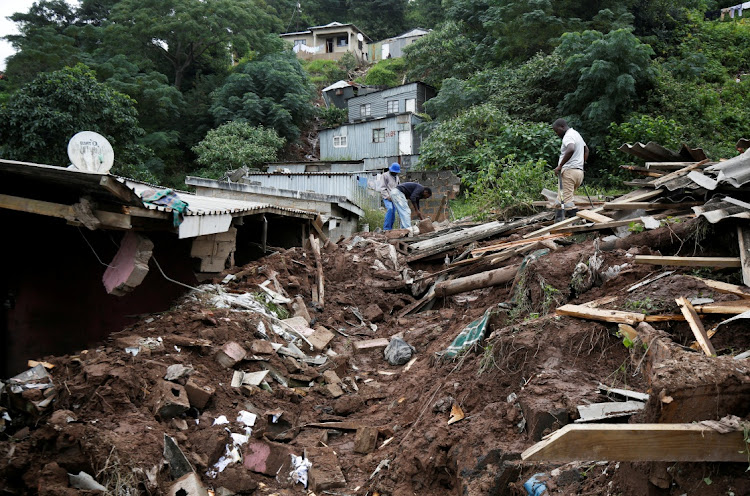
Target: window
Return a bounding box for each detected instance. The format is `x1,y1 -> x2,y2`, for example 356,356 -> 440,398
360,104 -> 371,117
333,136 -> 347,148
373,128 -> 385,143
405,98 -> 416,113
293,39 -> 306,46
337,35 -> 348,47
387,100 -> 398,113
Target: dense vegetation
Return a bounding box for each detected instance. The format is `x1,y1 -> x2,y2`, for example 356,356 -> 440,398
1,0 -> 749,207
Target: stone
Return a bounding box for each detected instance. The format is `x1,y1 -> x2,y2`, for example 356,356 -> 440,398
215,342 -> 246,369
417,218 -> 435,234
153,380 -> 190,419
103,232 -> 154,296
171,418 -> 189,431
354,427 -> 379,454
362,304 -> 384,323
243,439 -> 292,477
168,472 -> 208,496
185,380 -> 214,410
249,340 -> 275,355
353,338 -> 390,354
322,370 -> 342,385
325,383 -> 344,398
292,296 -> 312,323
308,326 -> 335,352
307,447 -> 346,492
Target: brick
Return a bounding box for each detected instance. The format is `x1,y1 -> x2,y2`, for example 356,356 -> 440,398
168,472 -> 208,496
362,304 -> 384,323
325,383 -> 344,398
354,427 -> 379,454
308,326 -> 335,352
185,380 -> 214,410
292,297 -> 312,323
353,338 -> 389,354
153,380 -> 190,419
249,340 -> 275,355
307,447 -> 346,492
215,342 -> 246,368
322,370 -> 341,385
243,439 -> 291,476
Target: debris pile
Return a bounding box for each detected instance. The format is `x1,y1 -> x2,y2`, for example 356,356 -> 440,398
1,152 -> 750,495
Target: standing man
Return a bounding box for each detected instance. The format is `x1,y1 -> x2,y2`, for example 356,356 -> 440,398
552,118 -> 589,221
377,163 -> 401,231
392,181 -> 432,228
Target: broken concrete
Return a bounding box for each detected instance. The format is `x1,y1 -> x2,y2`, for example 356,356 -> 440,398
102,232 -> 154,296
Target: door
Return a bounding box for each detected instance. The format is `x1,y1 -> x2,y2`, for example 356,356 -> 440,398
326,38 -> 334,53
398,131 -> 412,155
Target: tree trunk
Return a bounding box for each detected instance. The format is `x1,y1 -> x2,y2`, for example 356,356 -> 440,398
435,264 -> 520,297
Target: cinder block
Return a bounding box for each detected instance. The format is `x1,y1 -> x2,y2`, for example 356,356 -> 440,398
153,380 -> 190,419
353,338 -> 389,354
168,472 -> 208,496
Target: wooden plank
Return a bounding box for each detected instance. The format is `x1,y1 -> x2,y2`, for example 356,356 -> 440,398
470,233 -> 567,256
309,234 -> 325,308
693,301 -> 750,314
645,161 -> 702,170
576,210 -> 615,223
627,271 -> 675,292
738,225 -> 750,286
602,202 -> 702,210
644,314 -> 684,322
521,424 -> 747,462
635,256 -> 741,268
582,295 -> 619,308
675,297 -> 715,356
651,159 -> 710,188
99,176 -> 137,202
311,215 -> 329,243
556,304 -> 646,325
620,165 -> 664,177
683,275 -> 750,299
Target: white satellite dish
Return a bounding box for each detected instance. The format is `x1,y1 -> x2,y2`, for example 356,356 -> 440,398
67,131 -> 115,173
357,33 -> 364,42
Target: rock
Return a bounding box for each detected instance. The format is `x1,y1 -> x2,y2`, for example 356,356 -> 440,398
362,304 -> 384,323
322,370 -> 342,385
384,337 -> 415,366
325,383 -> 344,398
152,380 -> 190,419
417,218 -> 435,234
164,364 -> 194,382
307,447 -> 346,492
215,342 -> 247,369
354,427 -> 379,454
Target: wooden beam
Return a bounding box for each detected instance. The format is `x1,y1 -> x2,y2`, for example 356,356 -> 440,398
738,225 -> 750,286
99,176 -> 136,202
435,264 -> 519,297
645,161 -> 703,170
627,271 -> 675,292
651,159 -> 710,188
122,205 -> 170,219
311,214 -> 329,243
635,256 -> 741,268
693,300 -> 750,314
470,233 -> 567,256
675,297 -> 715,356
602,202 -> 702,210
620,165 -> 664,177
0,193 -> 131,229
309,234 -> 325,308
576,210 -> 615,223
683,275 -> 750,299
556,304 -> 645,325
521,424 -> 747,462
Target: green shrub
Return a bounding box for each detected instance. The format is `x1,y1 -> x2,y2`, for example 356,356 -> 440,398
364,58 -> 407,87
303,59 -> 346,88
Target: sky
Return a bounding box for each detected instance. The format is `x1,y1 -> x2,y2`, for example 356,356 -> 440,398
0,0 -> 78,71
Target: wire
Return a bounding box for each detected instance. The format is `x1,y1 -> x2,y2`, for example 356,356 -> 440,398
150,255 -> 204,293
285,3 -> 299,33
78,227 -> 117,268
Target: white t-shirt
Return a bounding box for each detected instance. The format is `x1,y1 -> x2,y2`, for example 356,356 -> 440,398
559,128 -> 586,171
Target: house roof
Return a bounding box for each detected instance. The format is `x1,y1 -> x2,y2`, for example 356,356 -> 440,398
322,80 -> 356,92
394,28 -> 431,39
282,21 -> 372,42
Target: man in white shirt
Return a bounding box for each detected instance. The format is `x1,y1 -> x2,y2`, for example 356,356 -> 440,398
552,119 -> 589,221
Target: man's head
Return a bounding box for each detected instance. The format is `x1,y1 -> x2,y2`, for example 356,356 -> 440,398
552,118 -> 569,138
388,163 -> 401,175
421,187 -> 432,199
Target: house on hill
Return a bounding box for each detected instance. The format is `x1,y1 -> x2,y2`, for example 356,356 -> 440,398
369,28 -> 431,61
280,22 -> 371,63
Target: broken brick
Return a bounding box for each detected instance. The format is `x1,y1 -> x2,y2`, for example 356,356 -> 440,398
152,380 -> 190,419
353,338 -> 390,354
362,304 -> 384,322
184,380 -> 214,410
322,370 -> 342,385
307,447 -> 346,492
215,342 -> 246,369
324,383 -> 344,398
243,439 -> 291,476
308,326 -> 335,351
354,427 -> 379,454
249,340 -> 275,355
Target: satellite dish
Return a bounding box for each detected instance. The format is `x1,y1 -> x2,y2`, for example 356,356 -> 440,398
357,33 -> 364,42
67,131 -> 115,173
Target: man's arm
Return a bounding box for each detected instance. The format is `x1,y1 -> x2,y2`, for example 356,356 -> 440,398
584,145 -> 590,163
554,143 -> 576,175
410,186 -> 425,219
377,174 -> 390,200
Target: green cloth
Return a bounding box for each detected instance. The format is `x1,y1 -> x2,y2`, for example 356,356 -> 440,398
439,306 -> 493,359
140,188 -> 189,227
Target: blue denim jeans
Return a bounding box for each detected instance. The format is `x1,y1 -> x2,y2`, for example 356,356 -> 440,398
390,188 -> 412,228
383,198 -> 395,230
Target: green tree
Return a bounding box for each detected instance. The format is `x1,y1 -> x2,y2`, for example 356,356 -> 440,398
0,64 -> 154,180
348,0 -> 408,40
210,52 -> 315,141
405,0 -> 445,29
192,121 -> 285,178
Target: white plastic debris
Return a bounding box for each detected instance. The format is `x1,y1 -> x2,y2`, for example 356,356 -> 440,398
125,347 -> 140,356
289,454 -> 312,488
230,433 -> 249,445
209,445 -> 242,477
68,471 -> 107,491
237,410 -> 257,427
213,416 -> 229,426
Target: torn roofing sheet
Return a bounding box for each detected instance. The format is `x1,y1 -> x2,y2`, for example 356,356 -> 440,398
705,148 -> 750,188
692,197 -> 750,223
618,142 -> 707,162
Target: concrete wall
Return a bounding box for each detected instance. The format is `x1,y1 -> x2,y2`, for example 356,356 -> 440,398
402,170 -> 461,221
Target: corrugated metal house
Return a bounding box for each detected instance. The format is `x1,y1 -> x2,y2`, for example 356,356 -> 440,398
369,28 -> 431,61
347,82 -> 436,122
321,81 -> 384,109
280,22 -> 371,63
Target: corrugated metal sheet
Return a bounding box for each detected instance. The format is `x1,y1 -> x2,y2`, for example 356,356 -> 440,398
619,142 -> 707,162
238,172 -> 380,210
693,198 -> 750,223
347,83 -> 434,121
320,113 -> 422,160
705,149 -> 750,188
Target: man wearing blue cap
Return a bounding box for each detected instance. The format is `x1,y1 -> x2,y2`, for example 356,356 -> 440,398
376,163 -> 401,230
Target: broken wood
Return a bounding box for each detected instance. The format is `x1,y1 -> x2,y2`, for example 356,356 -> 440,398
626,271 -> 674,292
619,165 -> 664,177
598,384 -> 649,402
556,304 -> 645,325
576,210 -> 615,223
521,424 -> 747,462
602,201 -> 702,210
435,264 -> 519,298
312,214 -> 329,243
470,234 -> 568,256
575,401 -> 645,423
675,297 -> 715,356
684,275 -> 750,299
693,300 -> 750,314
634,256 -> 741,268
650,159 -> 710,188
309,234 -> 325,308
737,225 -> 750,286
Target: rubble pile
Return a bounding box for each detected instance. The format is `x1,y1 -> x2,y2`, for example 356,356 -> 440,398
2,154 -> 750,495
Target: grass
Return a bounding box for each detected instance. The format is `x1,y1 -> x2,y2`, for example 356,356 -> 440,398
359,206 -> 385,231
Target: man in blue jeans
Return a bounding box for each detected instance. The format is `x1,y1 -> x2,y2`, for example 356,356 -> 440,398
391,182 -> 432,228
376,163 -> 401,230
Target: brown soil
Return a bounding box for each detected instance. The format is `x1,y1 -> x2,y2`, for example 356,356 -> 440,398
1,220 -> 748,495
